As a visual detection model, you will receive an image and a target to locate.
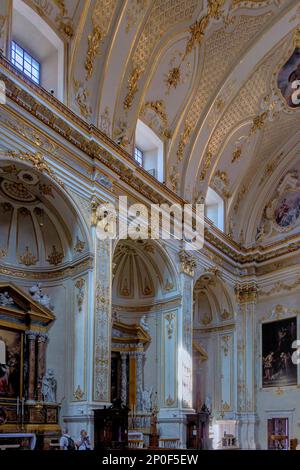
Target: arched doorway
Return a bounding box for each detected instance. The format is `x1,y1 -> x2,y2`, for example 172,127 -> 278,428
111,238 -> 178,445
0,158 -> 90,445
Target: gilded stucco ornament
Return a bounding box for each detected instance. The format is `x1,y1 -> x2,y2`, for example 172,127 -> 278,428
74,237 -> 85,254
179,250 -> 197,276
231,147 -> 242,164
164,0 -> 226,95
176,123 -> 192,162
123,65 -> 143,110
54,0 -> 73,38
199,150 -> 213,182
19,246 -> 37,266
141,100 -> 171,139
211,170 -> 231,199
85,0 -> 118,79
74,385 -> 85,401
85,26 -> 102,79
7,150 -> 65,189
47,245 -> 64,266
259,276 -> 300,297
125,0 -> 148,33
235,282 -> 258,303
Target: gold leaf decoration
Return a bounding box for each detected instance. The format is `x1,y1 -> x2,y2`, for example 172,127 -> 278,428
294,26 -> 300,49
164,66 -> 181,91
250,111 -> 268,134
74,236 -> 85,253
123,66 -> 143,110
85,26 -> 102,79
231,147 -> 242,163
19,246 -> 37,266
7,150 -> 64,189
199,150 -> 213,182
74,385 -> 85,401
176,123 -> 192,162
47,245 -> 64,266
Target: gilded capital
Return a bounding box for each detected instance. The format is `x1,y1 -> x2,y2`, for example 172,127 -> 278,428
235,282 -> 258,303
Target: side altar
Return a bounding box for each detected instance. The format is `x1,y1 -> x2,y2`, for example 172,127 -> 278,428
0,282 -> 60,449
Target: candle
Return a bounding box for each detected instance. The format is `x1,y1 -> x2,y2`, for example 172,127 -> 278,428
17,397 -> 19,416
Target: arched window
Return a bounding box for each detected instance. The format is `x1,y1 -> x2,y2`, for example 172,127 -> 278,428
134,120 -> 164,183
205,187 -> 224,232
11,0 -> 65,101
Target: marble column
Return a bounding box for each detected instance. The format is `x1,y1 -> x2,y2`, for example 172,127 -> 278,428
120,352 -> 128,406
26,331 -> 37,401
37,333 -> 48,401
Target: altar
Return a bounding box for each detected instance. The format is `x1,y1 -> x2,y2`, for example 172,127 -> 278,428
0,282 -> 60,449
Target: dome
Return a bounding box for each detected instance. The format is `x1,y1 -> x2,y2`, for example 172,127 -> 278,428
112,239 -> 177,305
0,161 -> 88,269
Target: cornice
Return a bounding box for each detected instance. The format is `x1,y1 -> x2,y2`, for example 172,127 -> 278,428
0,255 -> 93,281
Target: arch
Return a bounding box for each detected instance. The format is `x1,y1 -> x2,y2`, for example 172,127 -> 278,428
0,157 -> 92,268
193,270 -> 234,328
179,2 -> 300,199
112,238 -> 179,307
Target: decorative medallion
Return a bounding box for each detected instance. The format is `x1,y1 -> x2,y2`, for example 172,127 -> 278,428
1,180 -> 36,202
18,170 -> 39,186
47,245 -> 64,266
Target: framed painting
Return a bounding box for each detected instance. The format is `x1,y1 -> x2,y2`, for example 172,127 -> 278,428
274,191 -> 300,229
262,317 -> 297,388
0,327 -> 23,399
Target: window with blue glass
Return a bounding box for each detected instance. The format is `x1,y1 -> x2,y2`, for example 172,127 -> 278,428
11,41 -> 40,85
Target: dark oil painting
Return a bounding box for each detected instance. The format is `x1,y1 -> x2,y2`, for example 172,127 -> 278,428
262,317 -> 297,388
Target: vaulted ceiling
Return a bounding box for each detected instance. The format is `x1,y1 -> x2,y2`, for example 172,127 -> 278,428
20,1 -> 300,245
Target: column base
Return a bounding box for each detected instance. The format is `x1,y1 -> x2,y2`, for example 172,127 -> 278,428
158,408 -> 191,448
62,402 -> 111,446
236,412 -> 259,449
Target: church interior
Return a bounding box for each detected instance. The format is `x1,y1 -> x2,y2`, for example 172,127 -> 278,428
0,0 -> 300,451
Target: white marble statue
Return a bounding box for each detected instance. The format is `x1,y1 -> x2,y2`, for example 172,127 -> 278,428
140,315 -> 149,332
41,369 -> 57,403
29,283 -> 54,310
0,291 -> 14,307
